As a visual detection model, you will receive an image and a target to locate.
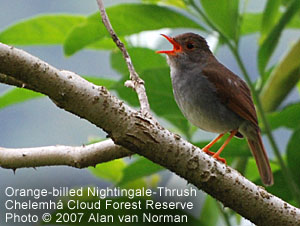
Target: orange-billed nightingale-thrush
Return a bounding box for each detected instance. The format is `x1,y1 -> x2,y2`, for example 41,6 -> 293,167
157,32 -> 273,186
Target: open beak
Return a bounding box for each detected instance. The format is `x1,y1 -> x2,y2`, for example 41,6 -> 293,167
156,34 -> 182,55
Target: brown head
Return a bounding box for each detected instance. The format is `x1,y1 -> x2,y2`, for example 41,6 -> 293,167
156,32 -> 212,67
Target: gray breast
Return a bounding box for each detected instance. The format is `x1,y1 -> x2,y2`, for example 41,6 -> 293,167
170,66 -> 243,133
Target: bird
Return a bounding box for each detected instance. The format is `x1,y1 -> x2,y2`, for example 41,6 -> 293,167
156,32 -> 273,186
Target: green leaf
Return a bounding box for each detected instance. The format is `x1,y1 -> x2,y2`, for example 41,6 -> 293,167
200,195 -> 218,226
89,159 -> 126,183
260,38 -> 300,112
288,14 -> 300,28
241,13 -> 300,36
110,47 -> 166,75
88,36 -> 124,50
111,48 -> 190,135
267,102 -> 300,130
64,3 -> 203,55
246,158 -> 279,184
241,13 -> 262,35
297,80 -> 300,94
118,157 -> 164,186
90,154 -> 148,189
0,88 -> 43,109
258,0 -> 300,75
0,15 -> 85,45
287,129 -> 300,185
260,0 -> 281,43
142,0 -> 187,8
200,0 -> 239,40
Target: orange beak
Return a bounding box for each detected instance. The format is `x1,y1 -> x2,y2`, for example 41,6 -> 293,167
156,34 -> 182,55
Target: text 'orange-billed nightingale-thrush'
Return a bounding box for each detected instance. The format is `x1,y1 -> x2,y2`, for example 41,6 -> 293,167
157,33 -> 273,186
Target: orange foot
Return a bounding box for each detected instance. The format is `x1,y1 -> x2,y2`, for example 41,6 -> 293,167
202,147 -> 226,164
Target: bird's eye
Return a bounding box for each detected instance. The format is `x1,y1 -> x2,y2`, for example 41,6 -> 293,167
186,43 -> 194,49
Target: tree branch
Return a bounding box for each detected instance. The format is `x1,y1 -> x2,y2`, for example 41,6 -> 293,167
0,41 -> 299,226
0,73 -> 27,88
0,139 -> 131,169
96,0 -> 150,115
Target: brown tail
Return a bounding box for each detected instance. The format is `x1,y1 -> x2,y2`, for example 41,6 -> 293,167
247,132 -> 273,186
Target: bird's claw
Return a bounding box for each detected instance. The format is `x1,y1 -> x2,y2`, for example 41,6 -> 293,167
202,147 -> 215,156
202,148 -> 227,164
212,154 -> 226,164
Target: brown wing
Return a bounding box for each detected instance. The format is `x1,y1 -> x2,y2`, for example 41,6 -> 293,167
202,60 -> 258,127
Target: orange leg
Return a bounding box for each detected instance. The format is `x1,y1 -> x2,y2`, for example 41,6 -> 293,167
212,130 -> 238,164
202,133 -> 225,155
